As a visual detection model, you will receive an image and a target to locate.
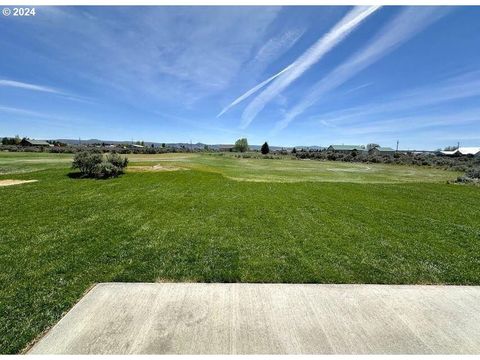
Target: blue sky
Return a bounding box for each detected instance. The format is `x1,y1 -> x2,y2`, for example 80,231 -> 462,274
1,6 -> 480,149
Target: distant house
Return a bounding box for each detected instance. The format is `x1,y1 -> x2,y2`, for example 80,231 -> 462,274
368,146 -> 396,155
218,145 -> 234,152
440,147 -> 480,157
327,145 -> 366,153
20,139 -> 53,147
129,144 -> 144,149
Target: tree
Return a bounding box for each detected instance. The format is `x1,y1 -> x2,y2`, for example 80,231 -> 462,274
234,138 -> 249,153
261,142 -> 270,155
1,136 -> 22,145
292,147 -> 297,154
367,143 -> 380,150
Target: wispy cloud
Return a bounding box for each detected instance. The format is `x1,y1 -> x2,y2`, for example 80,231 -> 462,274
0,79 -> 65,95
236,6 -> 381,128
312,70 -> 480,125
217,64 -> 294,117
0,105 -> 48,118
340,107 -> 480,136
217,6 -> 380,120
7,7 -> 281,108
253,28 -> 304,69
341,82 -> 372,96
0,105 -> 91,129
274,6 -> 450,132
0,79 -> 95,104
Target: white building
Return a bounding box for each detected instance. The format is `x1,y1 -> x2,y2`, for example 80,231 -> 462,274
440,147 -> 480,156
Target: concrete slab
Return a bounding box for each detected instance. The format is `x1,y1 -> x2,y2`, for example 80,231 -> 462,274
29,283 -> 480,354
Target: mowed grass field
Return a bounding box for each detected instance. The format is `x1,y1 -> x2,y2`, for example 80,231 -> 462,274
1,151 -> 480,353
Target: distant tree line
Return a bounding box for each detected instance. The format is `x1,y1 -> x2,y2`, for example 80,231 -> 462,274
1,135 -> 22,145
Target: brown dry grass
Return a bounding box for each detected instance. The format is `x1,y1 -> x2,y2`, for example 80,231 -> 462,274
0,180 -> 38,187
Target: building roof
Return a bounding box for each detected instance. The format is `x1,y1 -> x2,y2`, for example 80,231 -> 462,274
458,147 -> 480,155
24,139 -> 51,146
375,147 -> 395,152
441,147 -> 480,156
328,145 -> 366,151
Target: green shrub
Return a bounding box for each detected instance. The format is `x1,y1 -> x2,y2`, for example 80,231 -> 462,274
72,151 -> 128,178
456,167 -> 480,184
72,151 -> 103,177
106,153 -> 129,169
466,167 -> 480,179
93,162 -> 121,179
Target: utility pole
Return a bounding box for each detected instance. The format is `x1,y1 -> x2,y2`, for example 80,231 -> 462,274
396,140 -> 399,153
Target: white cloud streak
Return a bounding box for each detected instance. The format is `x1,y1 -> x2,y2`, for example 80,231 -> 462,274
313,71 -> 480,126
21,7 -> 281,106
217,6 -> 380,120
0,79 -> 94,104
0,105 -> 90,129
0,79 -> 65,95
235,6 -> 381,128
341,108 -> 480,136
253,29 -> 304,68
274,6 -> 450,132
217,64 -> 294,117
0,105 -> 48,118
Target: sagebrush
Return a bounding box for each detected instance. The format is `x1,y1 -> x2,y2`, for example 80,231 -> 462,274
72,151 -> 128,178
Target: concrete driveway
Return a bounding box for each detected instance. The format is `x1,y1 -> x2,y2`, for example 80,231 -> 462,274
29,283 -> 480,354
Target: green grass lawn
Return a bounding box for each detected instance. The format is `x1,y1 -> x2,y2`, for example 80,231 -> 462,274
1,152 -> 479,353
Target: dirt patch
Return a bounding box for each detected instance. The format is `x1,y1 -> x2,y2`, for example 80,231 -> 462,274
0,179 -> 38,187
128,164 -> 188,172
326,166 -> 371,172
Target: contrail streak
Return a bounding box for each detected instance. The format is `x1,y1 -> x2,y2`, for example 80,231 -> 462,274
274,6 -> 450,132
239,5 -> 381,128
217,6 -> 380,120
216,64 -> 294,117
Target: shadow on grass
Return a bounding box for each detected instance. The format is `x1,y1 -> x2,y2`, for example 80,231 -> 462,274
67,172 -> 125,180
67,172 -> 84,179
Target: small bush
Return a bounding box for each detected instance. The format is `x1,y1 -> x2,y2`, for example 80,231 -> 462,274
466,167 -> 480,179
456,167 -> 480,184
93,162 -> 121,179
72,151 -> 103,177
72,151 -> 128,178
106,153 -> 129,169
